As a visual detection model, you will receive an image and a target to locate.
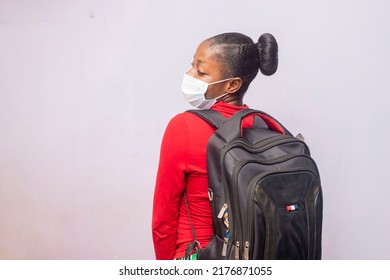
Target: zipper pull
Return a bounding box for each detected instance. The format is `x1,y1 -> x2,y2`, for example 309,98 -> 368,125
217,203 -> 228,219
222,237 -> 229,257
244,241 -> 249,260
208,189 -> 213,201
235,241 -> 240,260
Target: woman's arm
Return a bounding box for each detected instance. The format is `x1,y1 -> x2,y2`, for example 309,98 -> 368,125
152,114 -> 189,260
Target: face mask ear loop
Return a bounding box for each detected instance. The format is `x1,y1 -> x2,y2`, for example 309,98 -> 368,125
208,77 -> 234,86
208,78 -> 236,102
214,92 -> 228,101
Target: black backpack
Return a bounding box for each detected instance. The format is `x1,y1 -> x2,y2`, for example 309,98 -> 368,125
186,108 -> 323,260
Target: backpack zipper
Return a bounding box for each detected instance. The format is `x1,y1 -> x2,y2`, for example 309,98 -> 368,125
234,135 -> 310,155
234,240 -> 240,260
221,236 -> 229,257
244,241 -> 250,260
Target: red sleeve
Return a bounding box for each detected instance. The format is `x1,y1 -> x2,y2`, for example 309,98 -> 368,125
152,114 -> 188,260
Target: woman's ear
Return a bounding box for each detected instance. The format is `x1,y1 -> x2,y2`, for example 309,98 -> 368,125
225,77 -> 243,94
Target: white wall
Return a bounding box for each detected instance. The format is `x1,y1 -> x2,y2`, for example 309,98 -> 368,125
0,0 -> 389,259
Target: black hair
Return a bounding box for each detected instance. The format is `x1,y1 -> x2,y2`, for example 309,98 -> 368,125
207,32 -> 278,96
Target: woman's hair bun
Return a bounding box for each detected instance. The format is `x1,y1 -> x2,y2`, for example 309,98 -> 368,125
256,33 -> 278,76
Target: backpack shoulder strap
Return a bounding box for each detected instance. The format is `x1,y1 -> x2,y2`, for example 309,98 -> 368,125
186,109 -> 226,129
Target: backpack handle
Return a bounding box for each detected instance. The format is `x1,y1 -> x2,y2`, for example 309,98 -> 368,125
215,109 -> 292,143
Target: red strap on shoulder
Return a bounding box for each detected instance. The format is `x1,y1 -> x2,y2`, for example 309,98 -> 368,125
242,113 -> 286,135
256,113 -> 286,135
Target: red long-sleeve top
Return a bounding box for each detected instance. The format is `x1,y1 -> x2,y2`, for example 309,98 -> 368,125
152,101 -> 251,260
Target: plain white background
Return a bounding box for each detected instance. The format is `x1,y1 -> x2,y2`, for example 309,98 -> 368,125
0,0 -> 389,259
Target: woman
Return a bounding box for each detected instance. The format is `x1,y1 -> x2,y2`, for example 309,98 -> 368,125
152,32 -> 279,260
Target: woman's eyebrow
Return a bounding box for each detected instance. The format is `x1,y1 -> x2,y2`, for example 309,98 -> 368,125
196,58 -> 207,65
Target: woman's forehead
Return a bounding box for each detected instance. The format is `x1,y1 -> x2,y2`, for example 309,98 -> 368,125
194,40 -> 221,65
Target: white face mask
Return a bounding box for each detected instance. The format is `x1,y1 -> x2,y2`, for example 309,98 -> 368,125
181,73 -> 232,110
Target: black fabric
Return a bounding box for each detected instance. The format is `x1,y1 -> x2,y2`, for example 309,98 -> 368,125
187,108 -> 323,260
186,109 -> 226,128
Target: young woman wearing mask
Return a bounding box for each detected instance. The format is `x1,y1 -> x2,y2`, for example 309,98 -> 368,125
152,32 -> 279,260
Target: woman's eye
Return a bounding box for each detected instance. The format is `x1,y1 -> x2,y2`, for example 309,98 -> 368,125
197,70 -> 206,76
